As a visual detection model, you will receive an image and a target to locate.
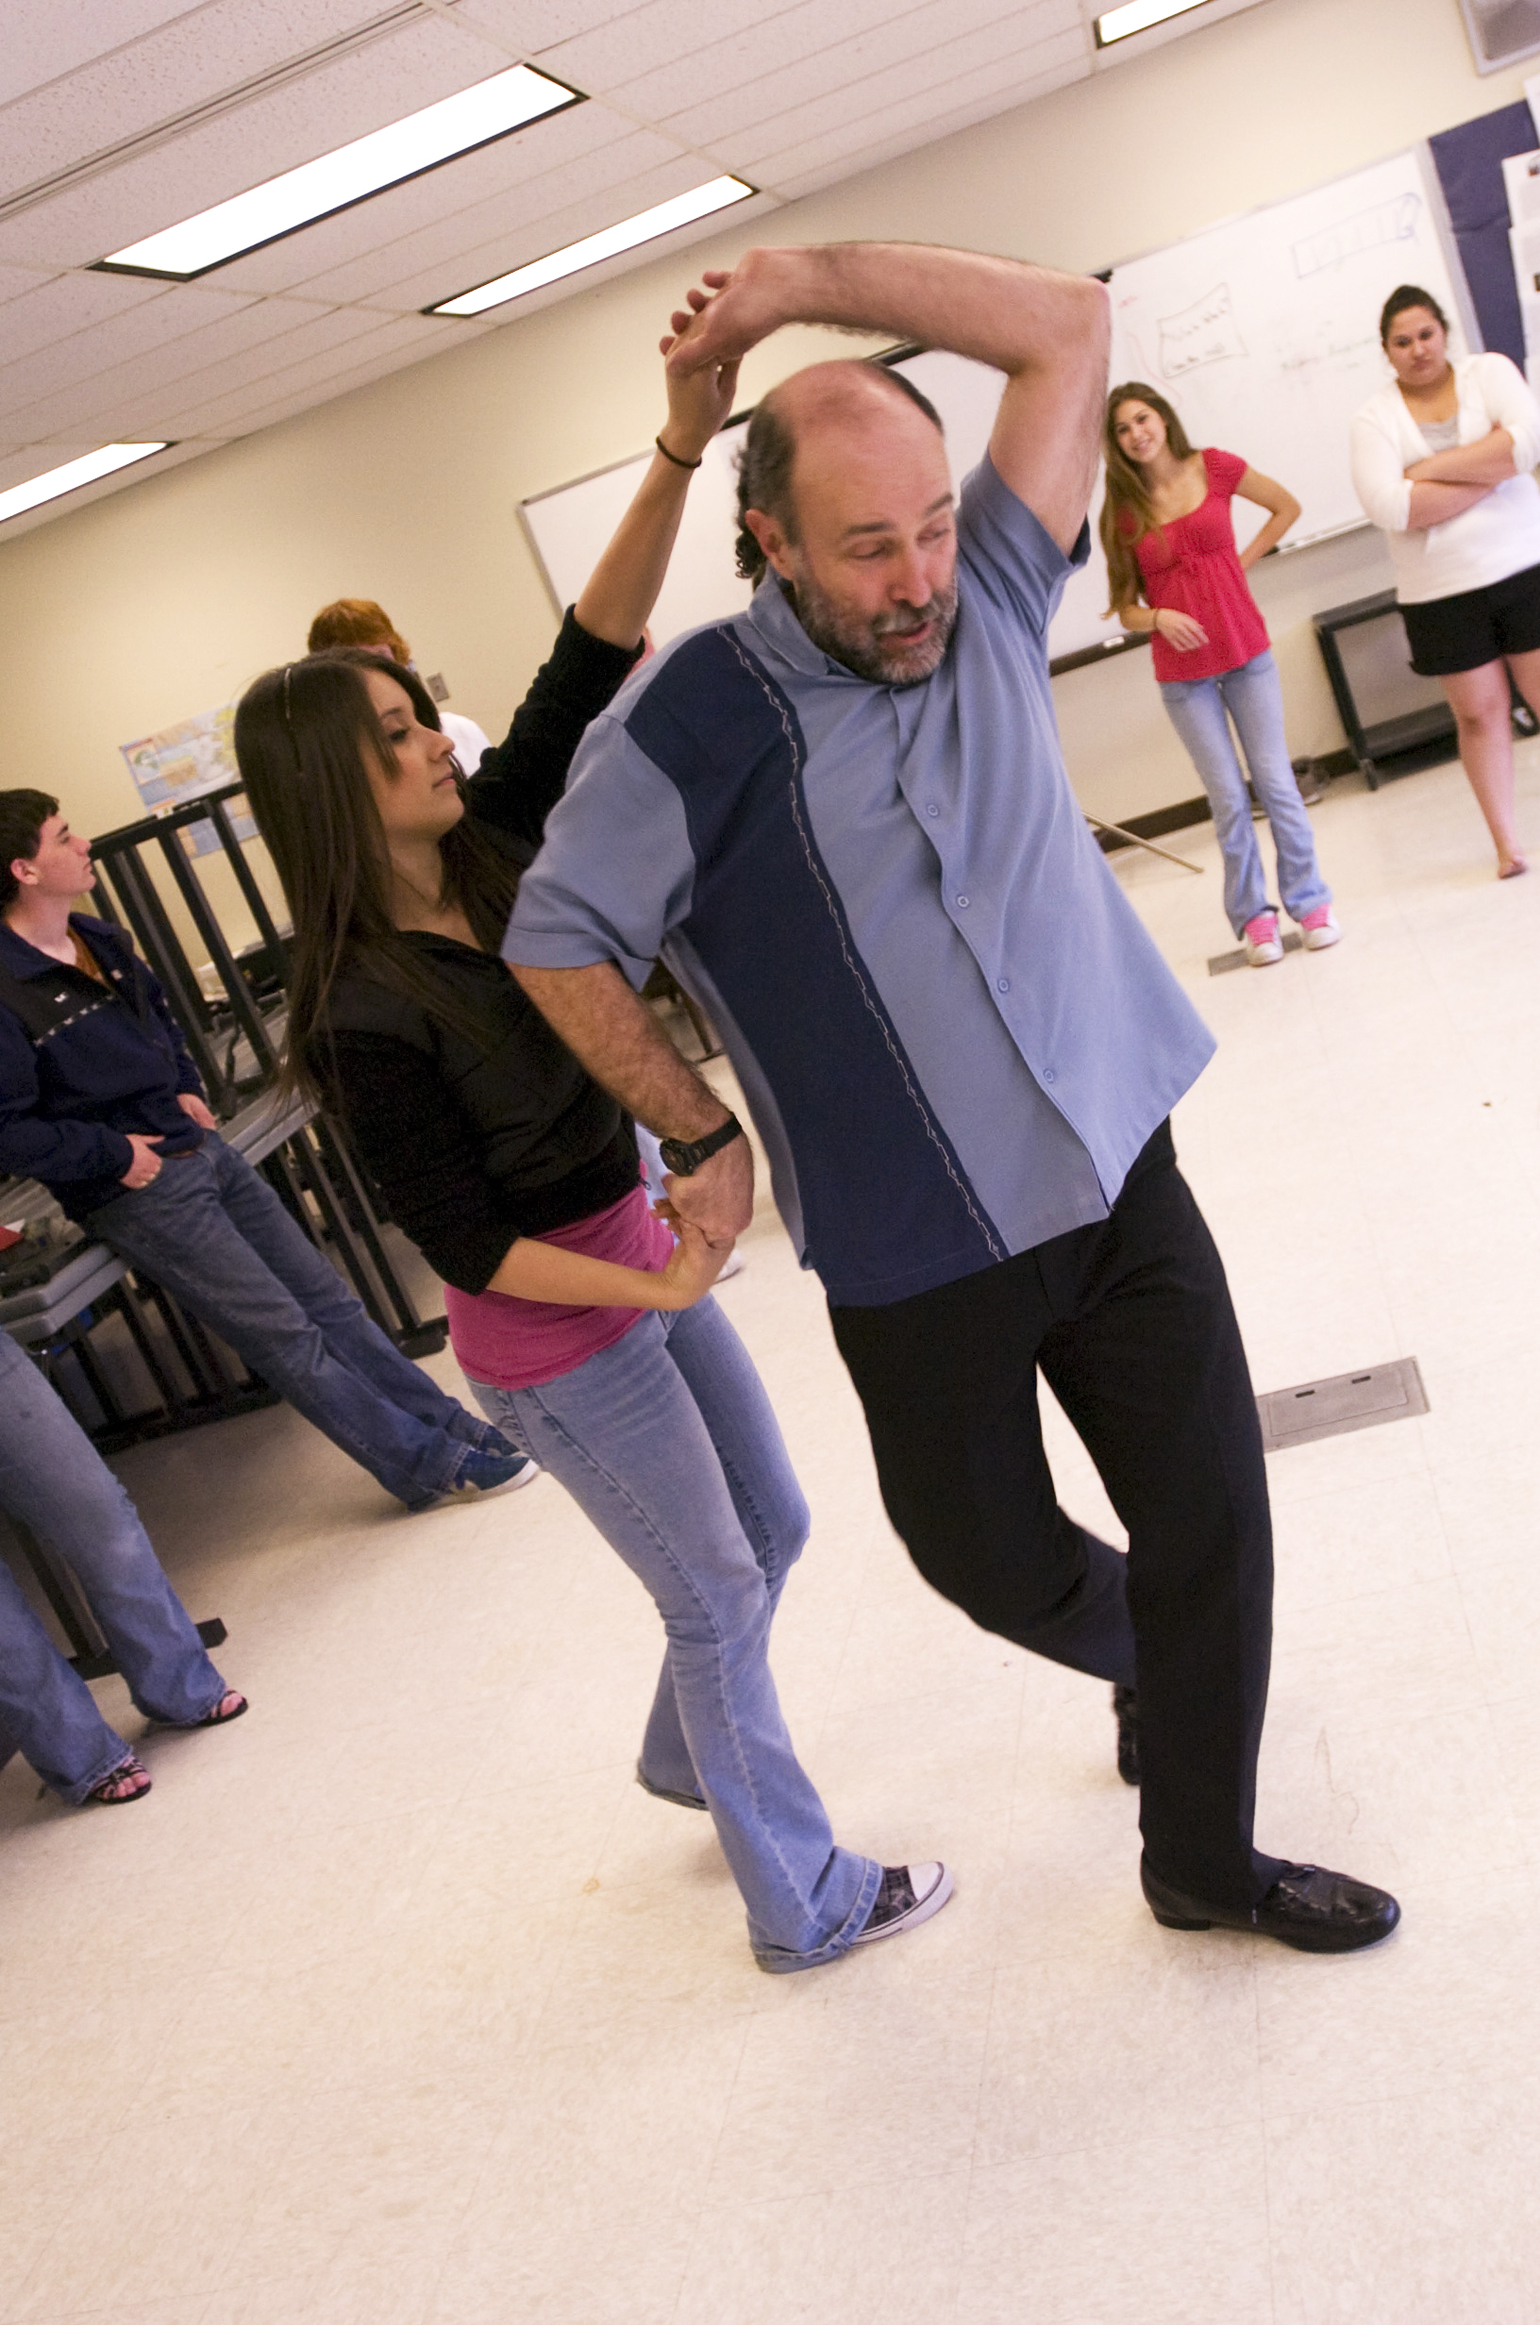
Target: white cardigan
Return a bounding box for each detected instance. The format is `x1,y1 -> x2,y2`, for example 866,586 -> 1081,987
1349,352 -> 1540,604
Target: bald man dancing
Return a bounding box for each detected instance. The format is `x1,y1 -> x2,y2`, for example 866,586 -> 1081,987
505,241 -> 1397,1954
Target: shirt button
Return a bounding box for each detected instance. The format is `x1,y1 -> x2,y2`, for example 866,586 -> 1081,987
1043,1067 -> 1056,1083
996,977 -> 1011,993
926,803 -> 940,818
956,894 -> 970,909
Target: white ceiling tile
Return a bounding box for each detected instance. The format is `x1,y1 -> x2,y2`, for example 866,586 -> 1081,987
1,1 -> 417,194
743,36 -> 1086,188
534,0 -> 794,95
688,4 -> 1084,161
764,53 -> 1089,200
136,302 -> 412,429
289,122 -> 687,307
205,98 -> 624,297
156,310 -> 458,434
0,13 -> 514,269
451,0 -> 647,55
362,146 -> 727,312
0,2 -> 204,108
0,264 -> 63,307
0,284 -> 258,424
609,0 -> 1011,120
0,269 -> 168,366
164,320 -> 486,441
0,294 -> 335,442
662,0 -> 1073,149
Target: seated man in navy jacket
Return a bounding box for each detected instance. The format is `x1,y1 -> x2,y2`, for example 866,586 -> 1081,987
0,789 -> 529,1509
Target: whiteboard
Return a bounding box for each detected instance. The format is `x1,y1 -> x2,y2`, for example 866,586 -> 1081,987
519,146 -> 1471,665
518,345 -> 1119,661
1106,147 -> 1469,553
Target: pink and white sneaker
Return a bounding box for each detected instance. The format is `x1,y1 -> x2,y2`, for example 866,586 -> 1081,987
1300,905 -> 1341,951
1243,910 -> 1284,966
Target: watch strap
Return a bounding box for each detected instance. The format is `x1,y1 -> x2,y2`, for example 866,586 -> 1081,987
658,1113 -> 743,1175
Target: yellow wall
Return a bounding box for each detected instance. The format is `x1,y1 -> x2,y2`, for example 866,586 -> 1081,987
0,0 -> 1530,851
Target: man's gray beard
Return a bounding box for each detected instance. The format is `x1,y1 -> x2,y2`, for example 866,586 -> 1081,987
791,569 -> 959,686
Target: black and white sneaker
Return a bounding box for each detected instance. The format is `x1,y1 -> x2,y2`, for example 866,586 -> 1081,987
850,1862 -> 954,1946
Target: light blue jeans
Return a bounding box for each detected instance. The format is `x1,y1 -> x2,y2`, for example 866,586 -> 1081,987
87,1136 -> 496,1508
468,1297 -> 880,1971
1160,649 -> 1332,937
0,1333 -> 228,1801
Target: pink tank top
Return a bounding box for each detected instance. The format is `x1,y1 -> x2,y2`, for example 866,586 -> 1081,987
444,1181 -> 673,1392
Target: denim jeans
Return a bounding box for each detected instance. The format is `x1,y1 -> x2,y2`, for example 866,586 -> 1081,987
0,1334 -> 228,1801
467,1297 -> 880,1971
1160,649 -> 1331,937
87,1136 -> 484,1508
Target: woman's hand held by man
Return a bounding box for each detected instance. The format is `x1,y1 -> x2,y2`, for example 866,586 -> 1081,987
654,1220 -> 732,1311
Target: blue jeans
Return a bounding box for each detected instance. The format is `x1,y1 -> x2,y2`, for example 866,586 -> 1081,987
0,1334 -> 227,1801
467,1298 -> 880,1971
87,1136 -> 486,1508
1160,649 -> 1332,937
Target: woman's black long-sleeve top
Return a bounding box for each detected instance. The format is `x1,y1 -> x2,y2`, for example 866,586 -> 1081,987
320,611 -> 643,1296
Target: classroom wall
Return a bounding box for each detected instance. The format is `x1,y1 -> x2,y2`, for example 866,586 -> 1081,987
0,0 -> 1530,853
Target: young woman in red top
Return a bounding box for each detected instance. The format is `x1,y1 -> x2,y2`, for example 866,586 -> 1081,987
1101,382 -> 1339,965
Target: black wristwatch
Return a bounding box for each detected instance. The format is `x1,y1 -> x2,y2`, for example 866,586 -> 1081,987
658,1113 -> 744,1176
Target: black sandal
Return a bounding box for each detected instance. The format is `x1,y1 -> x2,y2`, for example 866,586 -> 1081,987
88,1754 -> 151,1806
151,1689 -> 248,1730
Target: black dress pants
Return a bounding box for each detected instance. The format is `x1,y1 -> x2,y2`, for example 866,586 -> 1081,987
829,1121 -> 1282,1910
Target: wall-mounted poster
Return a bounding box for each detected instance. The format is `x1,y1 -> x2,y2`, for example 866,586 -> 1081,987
118,704 -> 255,856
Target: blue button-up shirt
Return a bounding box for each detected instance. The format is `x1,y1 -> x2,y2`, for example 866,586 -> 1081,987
507,455 -> 1215,1305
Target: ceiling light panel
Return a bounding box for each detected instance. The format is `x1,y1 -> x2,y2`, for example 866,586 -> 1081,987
95,63 -> 582,280
294,123 -> 684,311
0,442 -> 169,526
431,175 -> 755,317
0,13 -> 504,271
203,100 -> 630,301
1094,0 -> 1210,44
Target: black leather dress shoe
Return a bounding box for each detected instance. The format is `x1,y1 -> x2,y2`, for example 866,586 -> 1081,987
1141,1857 -> 1401,1953
1112,1685 -> 1140,1786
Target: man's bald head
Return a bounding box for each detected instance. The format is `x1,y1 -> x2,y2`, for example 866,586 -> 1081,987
733,356 -> 959,687
733,359 -> 945,585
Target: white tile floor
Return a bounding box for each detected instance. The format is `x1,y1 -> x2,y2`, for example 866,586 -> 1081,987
4,746 -> 1539,2324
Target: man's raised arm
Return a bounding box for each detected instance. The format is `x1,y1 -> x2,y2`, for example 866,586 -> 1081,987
665,243 -> 1110,552
510,961 -> 754,1245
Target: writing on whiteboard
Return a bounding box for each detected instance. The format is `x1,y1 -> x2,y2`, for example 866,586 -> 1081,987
1292,193 -> 1421,279
1158,282 -> 1247,379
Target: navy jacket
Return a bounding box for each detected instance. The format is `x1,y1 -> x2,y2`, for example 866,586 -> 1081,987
0,913 -> 205,1220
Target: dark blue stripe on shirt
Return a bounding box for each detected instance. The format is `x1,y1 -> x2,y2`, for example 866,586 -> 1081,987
625,626 -> 1003,1304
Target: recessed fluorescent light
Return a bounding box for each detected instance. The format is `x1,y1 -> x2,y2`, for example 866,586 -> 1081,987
0,443 -> 170,525
430,175 -> 756,318
96,64 -> 580,280
1094,0 -> 1211,45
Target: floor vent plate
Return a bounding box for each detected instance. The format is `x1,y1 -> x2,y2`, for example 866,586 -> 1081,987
1257,1356 -> 1428,1452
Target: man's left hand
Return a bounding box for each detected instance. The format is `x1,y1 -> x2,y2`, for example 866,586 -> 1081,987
177,1092 -> 218,1131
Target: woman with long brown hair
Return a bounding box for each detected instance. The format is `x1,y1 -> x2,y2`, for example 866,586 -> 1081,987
235,353 -> 947,1973
1101,382 -> 1338,965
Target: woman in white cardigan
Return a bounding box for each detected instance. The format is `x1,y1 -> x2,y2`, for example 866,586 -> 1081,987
1350,284 -> 1540,878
